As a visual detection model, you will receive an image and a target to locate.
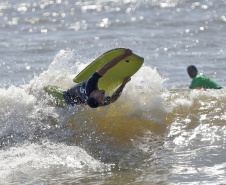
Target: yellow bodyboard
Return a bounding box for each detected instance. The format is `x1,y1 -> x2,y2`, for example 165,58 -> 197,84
73,48 -> 144,94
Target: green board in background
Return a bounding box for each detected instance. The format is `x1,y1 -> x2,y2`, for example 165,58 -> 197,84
73,48 -> 144,94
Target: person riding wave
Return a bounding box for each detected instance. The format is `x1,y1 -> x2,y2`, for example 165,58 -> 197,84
45,49 -> 133,108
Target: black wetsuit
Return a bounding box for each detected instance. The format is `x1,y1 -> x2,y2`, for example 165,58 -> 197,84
63,72 -> 110,106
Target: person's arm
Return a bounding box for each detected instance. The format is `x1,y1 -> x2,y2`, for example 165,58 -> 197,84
110,77 -> 131,103
99,77 -> 131,107
97,49 -> 132,76
189,77 -> 205,90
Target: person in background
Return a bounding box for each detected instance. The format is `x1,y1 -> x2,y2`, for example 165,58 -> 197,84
187,65 -> 222,89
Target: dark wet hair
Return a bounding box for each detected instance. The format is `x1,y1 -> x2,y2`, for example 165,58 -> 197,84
87,97 -> 99,108
187,65 -> 198,78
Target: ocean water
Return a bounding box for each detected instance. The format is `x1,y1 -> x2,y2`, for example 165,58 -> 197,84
0,0 -> 226,184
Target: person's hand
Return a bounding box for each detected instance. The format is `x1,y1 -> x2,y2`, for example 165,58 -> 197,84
123,49 -> 132,57
122,77 -> 131,85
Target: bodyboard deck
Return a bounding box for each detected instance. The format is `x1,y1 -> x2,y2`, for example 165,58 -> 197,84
73,48 -> 144,94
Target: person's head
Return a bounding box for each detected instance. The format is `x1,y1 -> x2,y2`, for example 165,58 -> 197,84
187,65 -> 198,79
87,90 -> 105,108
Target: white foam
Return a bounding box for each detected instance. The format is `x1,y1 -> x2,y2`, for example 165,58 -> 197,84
0,85 -> 37,136
0,141 -> 111,180
119,65 -> 168,123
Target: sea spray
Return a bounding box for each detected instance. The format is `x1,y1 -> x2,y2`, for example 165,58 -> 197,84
123,65 -> 168,123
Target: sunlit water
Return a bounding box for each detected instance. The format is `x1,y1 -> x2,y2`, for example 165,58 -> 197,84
0,0 -> 226,184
